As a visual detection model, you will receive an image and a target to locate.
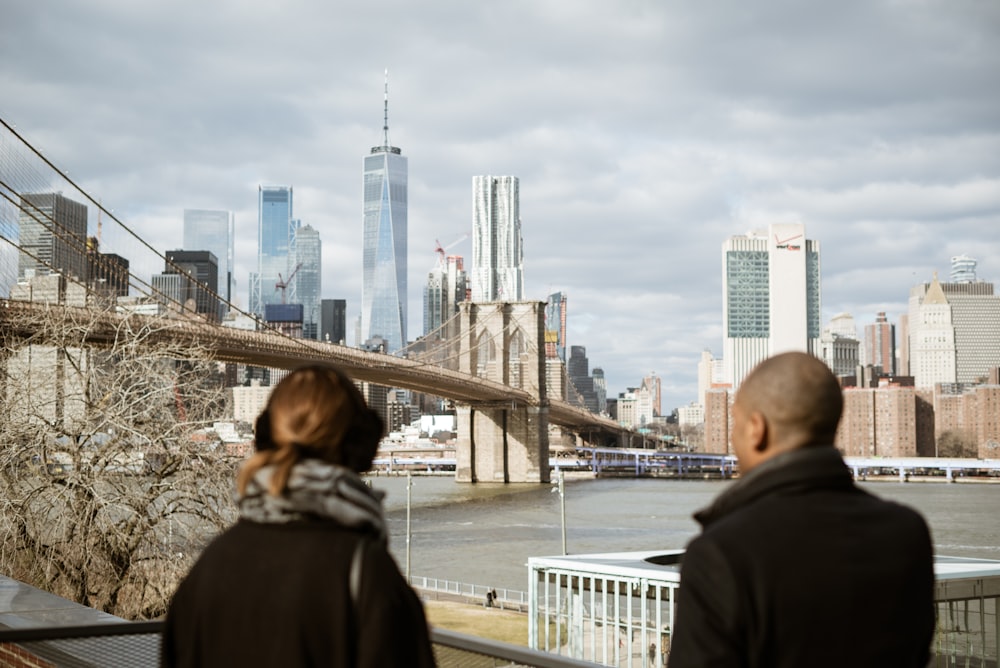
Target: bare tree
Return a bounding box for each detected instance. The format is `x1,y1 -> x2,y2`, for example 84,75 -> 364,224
936,429 -> 977,458
0,299 -> 239,619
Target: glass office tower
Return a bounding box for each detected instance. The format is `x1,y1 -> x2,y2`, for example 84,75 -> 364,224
250,186 -> 297,317
17,192 -> 88,282
183,208 -> 234,314
294,224 -> 321,339
361,84 -> 407,353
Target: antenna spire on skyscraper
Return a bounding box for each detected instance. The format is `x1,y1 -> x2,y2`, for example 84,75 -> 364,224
371,69 -> 400,155
383,69 -> 390,148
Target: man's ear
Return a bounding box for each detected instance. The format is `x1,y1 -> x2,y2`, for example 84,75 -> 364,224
748,411 -> 768,453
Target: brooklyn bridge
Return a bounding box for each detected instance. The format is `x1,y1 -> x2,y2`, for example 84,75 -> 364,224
0,117 -> 627,484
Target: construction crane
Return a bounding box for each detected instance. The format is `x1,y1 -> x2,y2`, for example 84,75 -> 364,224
274,263 -> 303,304
433,234 -> 469,268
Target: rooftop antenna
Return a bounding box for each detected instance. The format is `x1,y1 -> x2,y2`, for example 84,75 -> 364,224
383,69 -> 390,148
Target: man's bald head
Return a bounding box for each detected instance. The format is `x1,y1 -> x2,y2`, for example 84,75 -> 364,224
737,352 -> 844,451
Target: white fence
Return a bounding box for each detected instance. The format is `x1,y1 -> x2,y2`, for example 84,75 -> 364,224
409,575 -> 529,608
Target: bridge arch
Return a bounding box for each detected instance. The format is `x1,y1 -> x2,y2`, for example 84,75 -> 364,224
456,301 -> 549,483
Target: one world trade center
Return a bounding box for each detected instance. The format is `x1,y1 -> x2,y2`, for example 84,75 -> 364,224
362,73 -> 407,352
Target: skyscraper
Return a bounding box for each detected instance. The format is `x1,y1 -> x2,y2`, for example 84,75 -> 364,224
722,222 -> 821,388
864,312 -> 897,375
641,373 -> 662,417
294,224 -> 321,339
911,275 -> 957,387
362,76 -> 407,352
568,345 -> 599,413
544,291 -> 568,362
250,186 -> 297,317
907,273 -> 1000,387
592,368 -> 607,414
424,254 -> 467,337
320,298 -> 347,344
183,209 -> 234,310
163,250 -> 221,322
471,175 -> 523,302
17,193 -> 88,282
88,249 -> 129,298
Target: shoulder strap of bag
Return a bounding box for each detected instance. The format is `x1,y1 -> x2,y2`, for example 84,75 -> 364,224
349,536 -> 365,609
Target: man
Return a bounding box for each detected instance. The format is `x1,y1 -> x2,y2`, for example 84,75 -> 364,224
669,352 -> 935,667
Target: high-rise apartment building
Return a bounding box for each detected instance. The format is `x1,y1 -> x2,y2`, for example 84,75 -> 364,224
697,350 -> 727,410
250,186 -> 297,317
471,176 -> 523,302
423,255 -> 467,337
183,209 -> 234,311
17,193 -> 88,283
294,224 -> 321,339
544,292 -> 568,362
864,312 -> 897,375
931,384 -> 1000,458
703,389 -> 733,455
722,223 -> 821,388
361,81 -> 407,353
836,386 -> 922,458
907,273 -> 1000,388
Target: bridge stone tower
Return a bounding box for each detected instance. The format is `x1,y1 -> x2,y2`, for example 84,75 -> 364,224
455,301 -> 549,483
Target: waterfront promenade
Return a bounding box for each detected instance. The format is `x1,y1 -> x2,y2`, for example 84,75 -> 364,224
374,444 -> 1000,482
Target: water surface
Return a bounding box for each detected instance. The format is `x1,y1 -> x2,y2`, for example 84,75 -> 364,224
370,475 -> 1000,591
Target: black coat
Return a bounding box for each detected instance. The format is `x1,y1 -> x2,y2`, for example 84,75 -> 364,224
668,447 -> 935,668
161,519 -> 436,667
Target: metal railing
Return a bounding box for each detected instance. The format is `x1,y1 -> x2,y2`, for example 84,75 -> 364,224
410,576 -> 530,608
0,622 -> 602,668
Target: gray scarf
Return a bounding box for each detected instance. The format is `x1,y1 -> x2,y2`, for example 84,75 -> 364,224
239,459 -> 387,540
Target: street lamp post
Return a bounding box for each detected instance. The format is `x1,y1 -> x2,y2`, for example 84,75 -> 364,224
406,471 -> 412,581
552,468 -> 567,555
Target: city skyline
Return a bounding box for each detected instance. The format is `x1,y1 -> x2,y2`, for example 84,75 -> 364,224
2,1 -> 998,410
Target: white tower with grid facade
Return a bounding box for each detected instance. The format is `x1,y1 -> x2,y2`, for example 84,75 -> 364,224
722,223 -> 821,389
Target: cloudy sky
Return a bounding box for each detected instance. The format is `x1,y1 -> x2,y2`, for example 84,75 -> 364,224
2,0 -> 998,411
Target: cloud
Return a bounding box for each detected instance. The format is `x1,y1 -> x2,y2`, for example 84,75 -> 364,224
2,0 -> 999,412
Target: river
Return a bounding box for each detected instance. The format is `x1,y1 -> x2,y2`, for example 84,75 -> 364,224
369,475 -> 1000,592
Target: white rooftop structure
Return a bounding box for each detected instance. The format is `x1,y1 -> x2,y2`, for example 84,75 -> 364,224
529,550 -> 1000,666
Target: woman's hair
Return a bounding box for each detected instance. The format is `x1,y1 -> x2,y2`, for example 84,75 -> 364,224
237,364 -> 384,496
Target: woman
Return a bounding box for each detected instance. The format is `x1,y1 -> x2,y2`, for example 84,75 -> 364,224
162,364 -> 436,667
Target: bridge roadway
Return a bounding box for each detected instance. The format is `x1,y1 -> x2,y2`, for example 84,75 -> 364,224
0,299 -> 620,433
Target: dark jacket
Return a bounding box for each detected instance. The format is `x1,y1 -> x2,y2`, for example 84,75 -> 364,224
668,446 -> 935,668
161,519 -> 436,667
